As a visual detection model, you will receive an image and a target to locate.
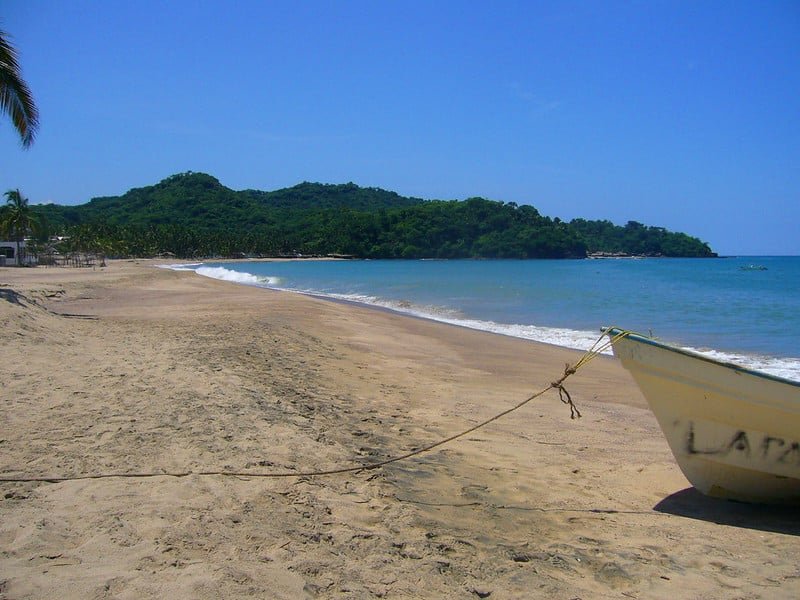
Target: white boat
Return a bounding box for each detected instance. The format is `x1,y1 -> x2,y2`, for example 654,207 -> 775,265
605,327 -> 800,504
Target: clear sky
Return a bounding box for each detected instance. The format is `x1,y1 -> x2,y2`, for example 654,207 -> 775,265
2,1 -> 798,255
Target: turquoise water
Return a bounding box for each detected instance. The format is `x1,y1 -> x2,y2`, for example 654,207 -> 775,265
169,256 -> 800,380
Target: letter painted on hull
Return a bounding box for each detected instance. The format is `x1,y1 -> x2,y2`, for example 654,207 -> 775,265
682,420 -> 800,479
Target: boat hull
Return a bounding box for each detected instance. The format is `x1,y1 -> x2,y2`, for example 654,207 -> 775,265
607,328 -> 800,504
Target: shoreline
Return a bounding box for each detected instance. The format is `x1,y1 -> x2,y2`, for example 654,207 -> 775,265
1,260 -> 798,598
167,260 -> 615,356
172,259 -> 800,381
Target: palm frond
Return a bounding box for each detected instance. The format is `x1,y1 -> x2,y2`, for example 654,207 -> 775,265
0,30 -> 39,148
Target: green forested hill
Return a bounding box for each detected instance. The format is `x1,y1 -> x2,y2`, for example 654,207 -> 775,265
32,172 -> 716,259
242,181 -> 422,212
38,173 -> 422,230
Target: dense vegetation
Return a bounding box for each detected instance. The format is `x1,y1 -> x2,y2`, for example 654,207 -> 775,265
569,218 -> 716,257
30,172 -> 716,259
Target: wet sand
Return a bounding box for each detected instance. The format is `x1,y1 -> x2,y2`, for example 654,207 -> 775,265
1,260 -> 798,599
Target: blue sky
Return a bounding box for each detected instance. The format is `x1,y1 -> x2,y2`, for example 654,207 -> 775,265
2,1 -> 798,255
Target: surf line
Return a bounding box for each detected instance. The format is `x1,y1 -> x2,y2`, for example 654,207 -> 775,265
0,332 -> 626,485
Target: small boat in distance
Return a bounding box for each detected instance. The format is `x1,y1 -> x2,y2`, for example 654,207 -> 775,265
605,327 -> 800,504
739,264 -> 768,271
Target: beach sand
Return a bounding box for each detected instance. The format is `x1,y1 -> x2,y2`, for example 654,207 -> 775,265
1,260 -> 798,599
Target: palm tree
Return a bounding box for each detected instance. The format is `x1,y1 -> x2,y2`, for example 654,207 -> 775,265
1,29 -> 39,147
1,188 -> 40,265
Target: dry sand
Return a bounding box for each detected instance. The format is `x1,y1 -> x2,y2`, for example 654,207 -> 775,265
1,260 -> 798,599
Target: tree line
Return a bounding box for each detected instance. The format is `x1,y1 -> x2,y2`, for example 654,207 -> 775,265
12,172 -> 716,260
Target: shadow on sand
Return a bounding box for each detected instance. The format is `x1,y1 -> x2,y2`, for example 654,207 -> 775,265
654,487 -> 800,536
0,288 -> 27,306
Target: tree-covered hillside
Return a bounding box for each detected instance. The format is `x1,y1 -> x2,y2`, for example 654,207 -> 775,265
569,218 -> 716,257
31,172 -> 716,259
242,181 -> 422,212
37,173 -> 422,230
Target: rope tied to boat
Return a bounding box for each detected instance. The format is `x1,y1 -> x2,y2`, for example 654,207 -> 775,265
0,329 -> 631,485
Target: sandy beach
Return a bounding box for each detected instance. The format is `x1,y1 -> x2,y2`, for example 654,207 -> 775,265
1,260 -> 798,599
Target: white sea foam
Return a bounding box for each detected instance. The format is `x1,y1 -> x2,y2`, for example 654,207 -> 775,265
195,265 -> 282,286
681,347 -> 800,382
298,291 -> 611,353
158,262 -> 204,271
162,262 -> 800,382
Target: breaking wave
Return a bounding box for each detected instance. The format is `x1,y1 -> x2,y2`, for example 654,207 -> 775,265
160,263 -> 281,286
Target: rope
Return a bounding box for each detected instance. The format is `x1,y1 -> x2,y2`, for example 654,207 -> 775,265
0,329 -> 631,485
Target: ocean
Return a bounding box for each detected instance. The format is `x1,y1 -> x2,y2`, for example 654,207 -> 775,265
166,256 -> 800,381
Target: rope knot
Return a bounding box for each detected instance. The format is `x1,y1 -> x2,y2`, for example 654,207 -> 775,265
551,363 -> 581,419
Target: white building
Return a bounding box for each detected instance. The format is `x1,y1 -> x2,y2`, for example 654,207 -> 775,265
0,240 -> 36,266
